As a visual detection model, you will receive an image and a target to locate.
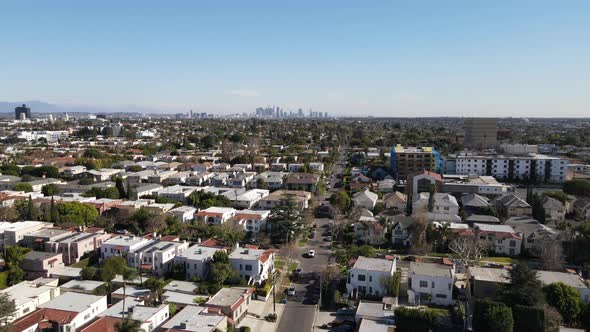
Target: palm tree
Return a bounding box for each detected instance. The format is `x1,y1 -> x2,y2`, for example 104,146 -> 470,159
120,267 -> 138,320
114,318 -> 144,332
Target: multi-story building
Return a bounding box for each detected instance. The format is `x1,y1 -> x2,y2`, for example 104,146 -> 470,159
20,251 -> 65,279
346,256 -> 396,298
229,246 -> 275,286
174,245 -> 222,281
473,223 -> 522,256
45,230 -> 111,265
231,209 -> 271,234
127,240 -> 190,276
167,206 -> 197,222
408,261 -> 455,306
454,153 -> 568,183
389,145 -> 441,180
0,278 -> 60,323
0,221 -> 52,247
463,117 -> 498,150
196,207 -> 237,225
22,228 -> 74,251
100,235 -> 153,260
205,287 -> 254,324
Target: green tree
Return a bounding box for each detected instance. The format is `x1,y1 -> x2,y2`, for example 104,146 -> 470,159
543,282 -> 582,325
0,292 -> 16,327
513,305 -> 544,332
100,257 -> 129,282
330,190 -> 351,213
563,179 -> 590,196
267,194 -> 304,244
380,271 -> 401,297
5,246 -> 30,286
115,177 -> 127,199
83,187 -> 120,199
41,183 -> 59,196
56,201 -> 99,226
143,277 -> 166,303
81,266 -> 98,280
209,251 -> 239,285
500,263 -> 544,307
49,196 -> 59,224
394,307 -> 440,332
473,299 -> 514,332
14,183 -> 33,193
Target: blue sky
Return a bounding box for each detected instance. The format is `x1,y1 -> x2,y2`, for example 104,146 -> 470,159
1,1 -> 588,116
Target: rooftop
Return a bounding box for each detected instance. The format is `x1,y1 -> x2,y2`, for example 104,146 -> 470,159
352,256 -> 395,272
98,297 -> 143,318
468,267 -> 510,283
536,270 -> 588,289
163,280 -> 200,295
161,305 -> 225,332
40,292 -> 105,312
24,251 -> 62,261
61,279 -> 106,292
103,235 -> 152,247
410,262 -> 454,278
206,287 -> 253,307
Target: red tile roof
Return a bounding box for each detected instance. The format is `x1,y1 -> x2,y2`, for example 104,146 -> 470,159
200,238 -> 225,248
12,308 -> 78,331
259,250 -> 273,263
79,316 -> 123,332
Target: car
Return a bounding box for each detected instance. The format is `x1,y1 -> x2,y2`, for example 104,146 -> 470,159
308,250 -> 315,258
287,286 -> 296,296
115,229 -> 128,234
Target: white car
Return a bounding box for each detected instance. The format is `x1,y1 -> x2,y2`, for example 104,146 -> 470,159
308,250 -> 315,258
287,286 -> 296,296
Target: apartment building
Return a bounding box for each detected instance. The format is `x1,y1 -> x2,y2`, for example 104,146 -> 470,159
174,245 -> 221,280
45,230 -> 111,265
408,261 -> 455,306
127,240 -> 190,276
0,278 -> 60,323
205,287 -> 254,324
20,251 -> 65,279
346,256 -> 396,298
196,207 -> 237,225
100,235 -> 153,260
389,145 -> 441,180
229,246 -> 275,285
0,221 -> 52,247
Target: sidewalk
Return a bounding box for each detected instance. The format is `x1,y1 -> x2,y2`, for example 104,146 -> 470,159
312,309 -> 336,331
238,295 -> 286,332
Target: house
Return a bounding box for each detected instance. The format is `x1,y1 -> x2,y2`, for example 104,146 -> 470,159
196,207 -> 237,225
231,209 -> 271,234
308,162 -> 325,173
352,189 -> 378,210
346,256 -> 396,299
25,178 -> 67,192
148,170 -> 178,184
87,168 -> 122,182
12,292 -> 108,332
257,190 -> 311,210
100,235 -> 153,260
467,267 -> 510,299
412,192 -> 459,217
377,179 -> 396,193
174,245 -> 221,281
461,193 -> 491,216
250,171 -> 285,190
382,191 -> 407,213
144,203 -> 175,214
355,301 -> 395,326
22,228 -> 74,250
542,196 -> 566,221
270,163 -> 287,171
45,229 -> 111,265
536,270 -> 590,303
20,251 -> 65,279
494,194 -> 532,218
390,215 -> 415,246
0,221 -> 52,247
0,278 -> 60,323
408,170 -> 443,197
111,286 -> 151,302
160,305 -> 228,332
63,165 -> 87,178
285,173 -> 319,193
163,171 -> 196,185
127,240 -> 190,276
230,189 -> 269,209
408,261 -> 455,306
85,304 -> 169,332
505,216 -> 563,256
205,287 -> 254,324
473,223 -> 522,256
167,206 -> 197,222
156,185 -> 199,203
573,197 -> 590,220
210,173 -> 231,187
229,246 -> 275,286
132,183 -> 163,200
353,216 -> 387,245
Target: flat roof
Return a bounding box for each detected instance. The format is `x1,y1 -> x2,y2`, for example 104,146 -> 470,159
178,245 -> 219,260
103,235 -> 151,247
536,270 -> 588,289
353,256 -> 394,273
98,297 -> 143,318
410,262 -> 453,278
206,287 -> 251,307
163,280 -> 200,295
1,279 -> 58,307
162,291 -> 208,306
468,267 -> 510,283
161,305 -> 225,332
40,292 -> 104,312
24,251 -> 61,261
61,280 -> 106,292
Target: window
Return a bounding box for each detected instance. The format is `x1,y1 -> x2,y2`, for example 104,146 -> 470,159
448,283 -> 451,290
431,281 -> 435,288
369,276 -> 372,282
419,280 -> 428,288
358,274 -> 366,281
436,294 -> 447,298
369,287 -> 373,294
245,265 -> 252,271
509,240 -> 516,247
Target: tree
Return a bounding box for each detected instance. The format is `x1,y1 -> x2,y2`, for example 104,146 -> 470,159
144,277 -> 166,304
26,196 -> 35,220
81,266 -> 98,280
49,196 -> 59,224
448,235 -> 487,267
114,318 -> 144,332
209,251 -> 239,285
115,177 -> 127,199
83,187 -> 120,199
267,194 -> 305,244
543,282 -> 582,325
500,263 -> 544,307
41,183 -> 59,196
330,190 -> 351,214
380,271 -> 401,297
544,305 -> 562,332
563,179 -> 590,196
513,305 -> 544,332
56,201 -> 99,226
0,293 -> 16,327
14,183 -> 33,193
120,267 -> 138,320
5,246 -> 31,286
473,299 -> 513,332
100,257 -> 129,282
394,307 -> 440,332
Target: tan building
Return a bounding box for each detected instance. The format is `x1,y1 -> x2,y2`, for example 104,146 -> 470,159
389,145 -> 440,180
463,117 -> 498,150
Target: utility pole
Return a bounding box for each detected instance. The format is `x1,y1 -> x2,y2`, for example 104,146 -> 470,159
272,274 -> 276,313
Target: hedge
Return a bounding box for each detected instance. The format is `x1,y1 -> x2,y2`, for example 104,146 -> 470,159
513,305 -> 544,332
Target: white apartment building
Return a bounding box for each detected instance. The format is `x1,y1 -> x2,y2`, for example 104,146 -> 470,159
167,205 -> 197,222
128,240 -> 190,276
454,153 -> 568,183
100,235 -> 153,260
17,130 -> 69,142
0,278 -> 60,323
229,246 -> 275,285
196,207 -> 237,225
233,209 -> 271,234
408,262 -> 455,306
346,256 -> 396,298
156,185 -> 199,203
0,221 -> 52,247
175,245 -> 221,281
63,165 -> 87,177
231,189 -> 270,209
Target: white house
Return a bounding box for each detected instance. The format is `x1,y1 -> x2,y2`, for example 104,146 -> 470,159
63,165 -> 87,178
232,209 -> 271,235
100,235 -> 153,260
128,240 -> 190,276
174,245 -> 222,281
13,292 -> 108,332
167,206 -> 197,222
0,278 -> 60,323
412,192 -> 459,217
346,256 -> 396,298
352,189 -> 379,210
229,246 -> 275,286
408,262 -> 455,306
230,189 -> 269,209
160,305 -> 227,332
196,207 -> 237,225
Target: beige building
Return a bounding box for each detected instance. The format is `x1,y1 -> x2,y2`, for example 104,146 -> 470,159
464,117 -> 498,150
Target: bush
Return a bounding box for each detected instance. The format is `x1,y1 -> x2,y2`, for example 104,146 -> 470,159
240,327 -> 251,332
564,179 -> 590,197
473,299 -> 513,332
0,271 -> 9,289
513,305 -> 544,332
394,307 -> 440,332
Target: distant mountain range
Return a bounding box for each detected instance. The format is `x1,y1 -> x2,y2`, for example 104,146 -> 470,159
0,100 -> 174,115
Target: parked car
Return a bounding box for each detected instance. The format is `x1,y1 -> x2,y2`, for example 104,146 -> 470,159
308,250 -> 315,258
287,286 -> 296,296
315,205 -> 335,219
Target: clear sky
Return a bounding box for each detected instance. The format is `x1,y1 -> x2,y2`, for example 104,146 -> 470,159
1,1 -> 589,117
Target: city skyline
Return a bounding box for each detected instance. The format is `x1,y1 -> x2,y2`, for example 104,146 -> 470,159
1,1 -> 589,117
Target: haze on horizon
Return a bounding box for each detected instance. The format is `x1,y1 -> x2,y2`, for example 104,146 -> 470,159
1,1 -> 588,117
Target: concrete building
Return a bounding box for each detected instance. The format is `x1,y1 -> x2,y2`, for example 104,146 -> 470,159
45,230 -> 111,265
0,278 -> 60,323
167,205 -> 197,222
463,117 -> 498,150
174,245 -> 221,281
408,261 -> 455,306
229,246 -> 275,286
20,251 -> 65,279
389,145 -> 441,180
128,240 -> 190,276
346,256 -> 396,298
205,287 -> 254,324
100,235 -> 153,260
15,104 -> 31,120
196,207 -> 237,225
160,305 -> 227,332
